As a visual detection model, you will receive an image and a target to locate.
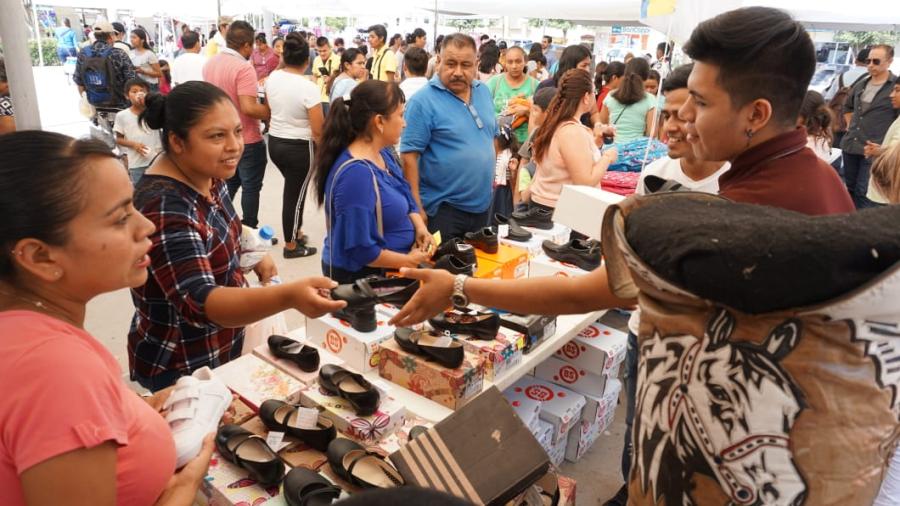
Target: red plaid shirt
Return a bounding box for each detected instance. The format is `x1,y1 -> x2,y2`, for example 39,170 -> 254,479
129,176 -> 246,382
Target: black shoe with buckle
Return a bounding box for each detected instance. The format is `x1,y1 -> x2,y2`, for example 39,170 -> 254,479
465,227 -> 499,254
494,213 -> 533,242
394,327 -> 465,369
428,308 -> 500,340
318,365 -> 380,416
512,206 -> 554,230
259,399 -> 337,452
541,239 -> 602,271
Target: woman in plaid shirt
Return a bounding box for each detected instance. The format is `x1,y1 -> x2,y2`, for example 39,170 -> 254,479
128,82 -> 344,391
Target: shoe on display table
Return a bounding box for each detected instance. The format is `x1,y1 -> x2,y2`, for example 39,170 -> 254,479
328,438 -> 405,489
541,239 -> 601,271
433,253 -> 476,275
330,277 -> 420,332
165,366 -> 232,468
215,424 -> 285,486
259,399 -> 337,452
512,205 -> 554,230
268,334 -> 320,372
494,213 -> 533,242
394,327 -> 466,369
318,364 -> 381,416
282,467 -> 342,506
428,308 -> 500,340
465,227 -> 500,254
434,237 -> 477,265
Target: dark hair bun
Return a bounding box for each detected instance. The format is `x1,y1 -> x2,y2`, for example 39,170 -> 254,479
141,93 -> 167,130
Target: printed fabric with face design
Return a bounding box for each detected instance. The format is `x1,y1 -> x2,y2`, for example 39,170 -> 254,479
170,99 -> 244,182
439,44 -> 477,98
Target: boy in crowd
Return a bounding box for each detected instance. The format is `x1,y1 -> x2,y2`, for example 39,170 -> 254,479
399,47 -> 429,99
113,79 -> 162,184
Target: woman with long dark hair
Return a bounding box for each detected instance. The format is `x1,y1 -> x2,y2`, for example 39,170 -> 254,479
314,80 -> 433,283
537,44 -> 592,90
265,32 -> 323,258
598,57 -> 657,142
597,61 -> 625,106
329,48 -> 367,103
798,90 -> 835,161
130,28 -> 162,92
478,41 -> 501,81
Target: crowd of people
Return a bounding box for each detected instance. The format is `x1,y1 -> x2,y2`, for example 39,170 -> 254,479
1,6 -> 900,506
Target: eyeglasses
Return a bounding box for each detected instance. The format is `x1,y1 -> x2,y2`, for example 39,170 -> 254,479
866,58 -> 883,66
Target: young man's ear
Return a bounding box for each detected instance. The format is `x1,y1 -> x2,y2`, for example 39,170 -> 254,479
746,98 -> 774,133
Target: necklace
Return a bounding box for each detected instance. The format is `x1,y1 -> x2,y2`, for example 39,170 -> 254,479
0,286 -> 78,326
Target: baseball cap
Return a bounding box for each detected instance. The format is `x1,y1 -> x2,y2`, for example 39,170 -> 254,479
93,21 -> 115,33
111,22 -> 126,34
218,16 -> 233,27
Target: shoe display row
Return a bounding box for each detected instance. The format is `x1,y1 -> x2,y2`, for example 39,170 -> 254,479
542,238 -> 602,271
392,308 -> 502,369
512,205 -> 554,230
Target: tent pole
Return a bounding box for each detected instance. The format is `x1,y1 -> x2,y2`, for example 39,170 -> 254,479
31,0 -> 45,67
433,0 -> 438,44
0,0 -> 42,128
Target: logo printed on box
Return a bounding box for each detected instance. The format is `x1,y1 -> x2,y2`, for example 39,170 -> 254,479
561,341 -> 581,360
579,325 -> 601,338
325,329 -> 345,354
523,384 -> 554,401
557,365 -> 580,384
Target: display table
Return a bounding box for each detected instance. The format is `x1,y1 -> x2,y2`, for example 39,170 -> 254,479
282,309 -> 605,423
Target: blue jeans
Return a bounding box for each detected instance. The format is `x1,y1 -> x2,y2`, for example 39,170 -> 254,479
56,46 -> 76,64
842,152 -> 876,209
227,140 -> 267,228
427,202 -> 490,241
621,331 -> 638,481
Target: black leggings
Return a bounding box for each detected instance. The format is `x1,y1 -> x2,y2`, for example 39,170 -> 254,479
268,135 -> 314,244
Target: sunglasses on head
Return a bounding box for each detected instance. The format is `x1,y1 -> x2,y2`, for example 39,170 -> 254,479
866,58 -> 883,66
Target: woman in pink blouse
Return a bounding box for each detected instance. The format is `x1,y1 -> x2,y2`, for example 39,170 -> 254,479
251,33 -> 280,80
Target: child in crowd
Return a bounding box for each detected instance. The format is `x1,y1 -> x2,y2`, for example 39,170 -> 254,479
158,59 -> 172,95
492,123 -> 520,217
114,79 -> 163,185
644,69 -> 661,96
515,87 -> 557,208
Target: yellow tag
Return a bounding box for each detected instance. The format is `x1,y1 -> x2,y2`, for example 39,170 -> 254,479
516,334 -> 526,350
433,231 -> 442,247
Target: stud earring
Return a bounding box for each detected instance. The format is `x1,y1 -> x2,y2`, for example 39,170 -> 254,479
745,128 -> 754,139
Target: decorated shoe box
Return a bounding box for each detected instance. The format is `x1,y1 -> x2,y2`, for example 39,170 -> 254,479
507,375 -> 586,445
528,253 -> 595,279
389,387 -> 550,506
234,416 -> 330,472
534,354 -> 612,398
502,384 -> 543,433
372,415 -> 435,455
552,185 -> 624,240
563,418 -> 602,463
500,313 -> 557,353
298,380 -> 407,443
377,339 -> 485,410
508,472 -> 576,506
582,378 -> 621,426
213,354 -> 304,410
457,328 -> 525,382
252,340 -> 344,386
475,243 -> 529,280
305,307 -> 397,373
554,320 -> 627,376
195,450 -> 287,506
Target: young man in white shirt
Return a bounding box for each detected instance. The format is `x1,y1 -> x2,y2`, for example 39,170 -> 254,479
399,47 -> 429,99
171,31 -> 206,86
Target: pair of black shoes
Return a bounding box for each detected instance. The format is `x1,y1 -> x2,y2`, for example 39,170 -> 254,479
259,399 -> 336,452
494,213 -> 533,242
429,308 -> 500,340
216,424 -> 286,486
542,239 -> 602,271
395,328 -> 466,369
268,334 -> 320,372
432,238 -> 477,275
330,276 -> 419,332
512,205 -> 554,230
465,227 -> 499,254
328,438 -> 404,489
319,364 -> 381,416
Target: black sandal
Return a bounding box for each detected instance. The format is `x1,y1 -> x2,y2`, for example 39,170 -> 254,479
327,438 -> 404,489
318,365 -> 380,416
259,399 -> 336,452
215,424 -> 285,486
284,244 -> 317,259
267,334 -> 320,372
282,467 -> 342,506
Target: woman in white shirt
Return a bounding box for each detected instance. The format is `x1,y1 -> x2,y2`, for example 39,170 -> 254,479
130,28 -> 162,92
265,32 -> 324,258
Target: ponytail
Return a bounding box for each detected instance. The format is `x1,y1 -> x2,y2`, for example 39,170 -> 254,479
614,58 -> 650,105
799,90 -> 833,148
139,81 -> 231,152
531,69 -> 593,164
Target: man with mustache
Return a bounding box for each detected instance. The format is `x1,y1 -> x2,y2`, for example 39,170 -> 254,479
400,33 -> 498,240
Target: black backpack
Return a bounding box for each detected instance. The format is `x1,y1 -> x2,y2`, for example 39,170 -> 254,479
828,72 -> 867,133
81,45 -> 123,107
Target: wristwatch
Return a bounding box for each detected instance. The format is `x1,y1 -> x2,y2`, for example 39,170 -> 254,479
451,274 -> 470,308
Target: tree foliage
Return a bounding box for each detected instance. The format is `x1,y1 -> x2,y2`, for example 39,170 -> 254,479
527,18 -> 574,37
325,17 -> 348,32
834,30 -> 899,51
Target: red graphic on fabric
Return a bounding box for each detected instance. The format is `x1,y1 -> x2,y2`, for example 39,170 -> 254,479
561,341 -> 581,359
603,330 -> 611,335
325,330 -> 344,353
579,325 -> 600,339
559,365 -> 579,384
525,384 -> 554,401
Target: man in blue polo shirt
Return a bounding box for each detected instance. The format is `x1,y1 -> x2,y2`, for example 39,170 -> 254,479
400,33 -> 497,240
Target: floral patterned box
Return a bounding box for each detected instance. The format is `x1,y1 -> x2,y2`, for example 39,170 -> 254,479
298,381 -> 408,443
378,339 -> 485,410
457,328 -> 524,382
195,450 -> 286,506
213,353 -> 304,410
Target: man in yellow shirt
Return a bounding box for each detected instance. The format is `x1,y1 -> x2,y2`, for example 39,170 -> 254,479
312,36 -> 341,115
205,16 -> 231,57
367,24 -> 396,82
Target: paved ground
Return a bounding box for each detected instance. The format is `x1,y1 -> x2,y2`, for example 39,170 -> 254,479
34,66 -> 626,505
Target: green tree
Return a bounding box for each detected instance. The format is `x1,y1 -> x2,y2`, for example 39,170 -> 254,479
446,18 -> 482,32
527,18 -> 574,38
325,17 -> 347,32
834,30 -> 899,51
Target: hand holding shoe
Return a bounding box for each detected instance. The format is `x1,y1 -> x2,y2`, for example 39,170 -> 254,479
144,385 -> 175,413
406,248 -> 432,267
389,268 -> 454,327
289,277 -> 347,318
155,433 -> 215,505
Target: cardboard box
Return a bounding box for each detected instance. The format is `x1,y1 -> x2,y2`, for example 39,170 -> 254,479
534,354 -> 610,398
195,451 -> 286,506
508,376 -> 585,445
372,415 -> 435,454
528,253 -> 596,279
305,307 -> 396,373
213,354 -> 304,409
554,320 -> 627,376
378,339 -> 485,410
458,329 -> 525,382
552,185 -> 624,239
535,419 -> 554,452
564,419 -> 602,463
582,378 -> 621,426
253,341 -> 344,386
389,387 -> 550,506
522,223 -> 571,245
229,397 -> 257,426
502,385 -> 543,433
500,235 -> 546,257
546,428 -> 568,466
299,381 -> 407,443
475,257 -> 505,279
475,243 -> 529,279
500,313 -> 557,354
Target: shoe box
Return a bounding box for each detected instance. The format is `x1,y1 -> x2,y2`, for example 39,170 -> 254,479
500,313 -> 558,353
534,354 -> 619,399
474,257 -> 505,279
582,378 -> 621,427
535,418 -> 554,452
552,185 -> 624,240
371,415 -> 435,455
298,378 -> 408,443
563,417 -> 604,464
456,327 -> 525,382
474,243 -> 529,280
305,306 -> 397,373
195,450 -> 287,506
546,425 -> 568,466
523,222 -> 571,244
252,336 -> 345,386
506,375 -> 586,445
377,338 -> 485,410
389,387 -> 550,505
553,320 -> 627,376
528,253 -> 595,278
213,354 -> 304,410
564,381 -> 621,464
502,383 -> 543,433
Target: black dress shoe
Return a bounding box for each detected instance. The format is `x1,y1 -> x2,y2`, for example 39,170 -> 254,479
394,328 -> 465,369
434,238 -> 477,265
494,213 -> 533,242
428,309 -> 500,340
267,335 -> 320,372
259,399 -> 336,452
512,205 -> 554,230
215,424 -> 285,486
433,254 -> 476,275
331,276 -> 420,308
318,365 -> 380,416
541,239 -> 601,271
465,227 -> 499,254
282,467 -> 342,506
283,244 -> 317,259
331,306 -> 377,333
327,438 -> 404,489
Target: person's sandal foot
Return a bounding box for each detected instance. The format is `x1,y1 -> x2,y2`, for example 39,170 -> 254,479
284,245 -> 317,259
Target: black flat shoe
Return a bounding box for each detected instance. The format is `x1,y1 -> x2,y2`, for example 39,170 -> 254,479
494,213 -> 533,242
428,308 -> 500,340
331,276 -> 420,308
318,365 -> 380,416
327,438 -> 404,489
331,306 -> 377,333
541,239 -> 601,271
215,424 -> 285,486
465,227 -> 499,254
267,335 -> 320,372
512,206 -> 554,230
282,467 -> 342,506
434,238 -> 477,265
259,399 -> 336,452
433,254 -> 476,275
394,328 -> 465,369
284,245 -> 317,258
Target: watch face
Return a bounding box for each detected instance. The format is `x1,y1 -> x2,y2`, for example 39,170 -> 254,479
451,295 -> 467,307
